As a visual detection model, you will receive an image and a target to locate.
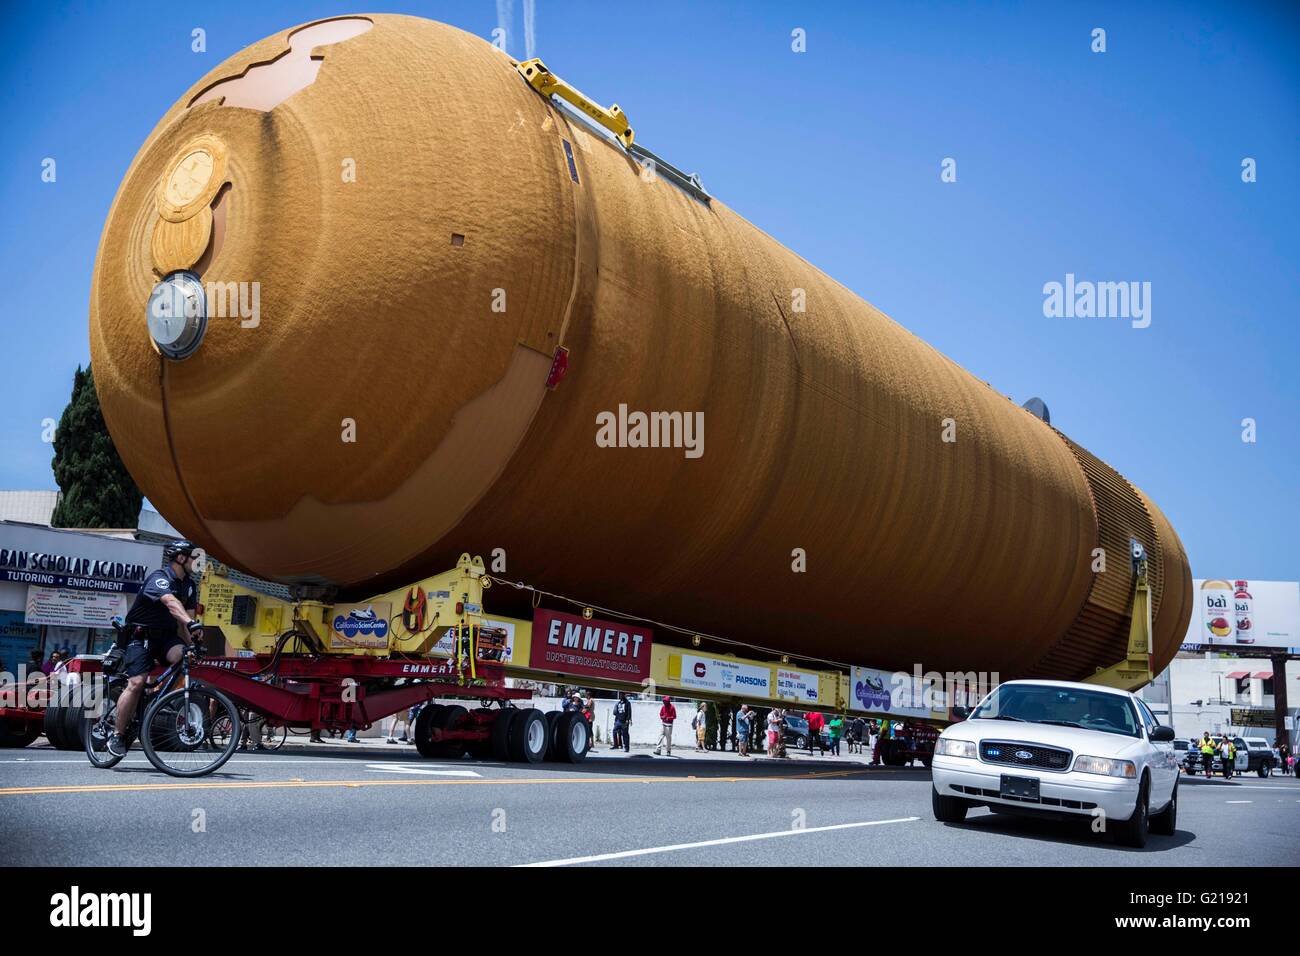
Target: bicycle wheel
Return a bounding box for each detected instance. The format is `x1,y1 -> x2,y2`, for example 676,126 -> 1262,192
140,684 -> 241,777
262,722 -> 287,751
210,713 -> 235,751
83,685 -> 128,769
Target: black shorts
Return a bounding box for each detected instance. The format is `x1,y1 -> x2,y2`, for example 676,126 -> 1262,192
124,633 -> 185,678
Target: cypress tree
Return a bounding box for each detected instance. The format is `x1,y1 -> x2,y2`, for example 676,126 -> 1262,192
49,365 -> 143,528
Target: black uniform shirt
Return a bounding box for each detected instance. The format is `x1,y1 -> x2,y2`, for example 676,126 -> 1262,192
124,565 -> 197,632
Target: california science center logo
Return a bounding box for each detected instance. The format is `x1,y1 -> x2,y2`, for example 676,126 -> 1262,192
854,675 -> 891,711
333,606 -> 389,639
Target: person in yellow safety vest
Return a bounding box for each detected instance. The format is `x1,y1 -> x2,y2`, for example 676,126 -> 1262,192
1199,732 -> 1216,778
1220,736 -> 1236,779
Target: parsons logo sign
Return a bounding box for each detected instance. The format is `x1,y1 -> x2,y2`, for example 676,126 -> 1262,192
531,609 -> 651,682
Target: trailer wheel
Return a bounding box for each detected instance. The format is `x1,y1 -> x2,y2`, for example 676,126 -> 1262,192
0,717 -> 40,748
429,705 -> 469,758
491,708 -> 519,761
544,710 -> 563,760
553,711 -> 591,763
43,706 -> 70,749
413,704 -> 447,758
466,709 -> 494,758
61,705 -> 84,749
508,709 -> 548,764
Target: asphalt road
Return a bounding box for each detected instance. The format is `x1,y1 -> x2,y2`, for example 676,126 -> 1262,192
4,744 -> 1298,866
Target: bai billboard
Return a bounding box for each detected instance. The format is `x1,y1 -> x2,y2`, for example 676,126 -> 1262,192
1184,579 -> 1299,649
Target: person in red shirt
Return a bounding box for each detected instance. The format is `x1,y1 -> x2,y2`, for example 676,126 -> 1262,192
654,696 -> 677,756
805,710 -> 826,755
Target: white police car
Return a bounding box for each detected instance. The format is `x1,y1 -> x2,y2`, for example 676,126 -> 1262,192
930,680 -> 1179,848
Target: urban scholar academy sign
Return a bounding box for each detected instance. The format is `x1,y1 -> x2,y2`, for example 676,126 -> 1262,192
0,549 -> 149,594
530,609 -> 652,682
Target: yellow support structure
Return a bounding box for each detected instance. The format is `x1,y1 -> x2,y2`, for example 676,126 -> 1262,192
516,58 -> 634,149
1082,558 -> 1154,692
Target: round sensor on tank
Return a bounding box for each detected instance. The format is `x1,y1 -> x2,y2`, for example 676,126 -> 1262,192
146,271 -> 207,359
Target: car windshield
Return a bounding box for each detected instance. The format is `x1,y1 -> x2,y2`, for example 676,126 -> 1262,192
970,684 -> 1140,738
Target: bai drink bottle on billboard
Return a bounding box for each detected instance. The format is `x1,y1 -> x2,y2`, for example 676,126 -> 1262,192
1233,581 -> 1255,644
1200,580 -> 1235,643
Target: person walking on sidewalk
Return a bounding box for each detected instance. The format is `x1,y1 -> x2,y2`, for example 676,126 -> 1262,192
654,696 -> 677,756
805,710 -> 826,755
612,692 -> 632,752
693,702 -> 708,751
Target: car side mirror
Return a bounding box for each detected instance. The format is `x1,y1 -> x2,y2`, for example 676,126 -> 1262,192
1151,725 -> 1175,742
951,706 -> 970,721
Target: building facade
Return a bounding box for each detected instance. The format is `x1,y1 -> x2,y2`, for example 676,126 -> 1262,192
0,521 -> 164,675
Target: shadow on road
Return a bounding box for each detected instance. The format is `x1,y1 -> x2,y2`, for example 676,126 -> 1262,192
940,809 -> 1196,853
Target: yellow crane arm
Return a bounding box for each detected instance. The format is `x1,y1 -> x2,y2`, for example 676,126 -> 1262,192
516,58 -> 634,149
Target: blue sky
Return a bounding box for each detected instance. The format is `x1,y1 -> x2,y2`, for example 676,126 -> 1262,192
0,0 -> 1295,581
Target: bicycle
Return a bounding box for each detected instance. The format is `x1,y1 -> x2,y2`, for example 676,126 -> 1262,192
83,648 -> 242,777
211,709 -> 287,751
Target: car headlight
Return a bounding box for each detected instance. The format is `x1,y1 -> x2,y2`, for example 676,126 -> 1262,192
936,737 -> 977,759
1074,755 -> 1137,778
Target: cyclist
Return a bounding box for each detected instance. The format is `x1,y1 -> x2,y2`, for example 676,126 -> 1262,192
107,540 -> 204,757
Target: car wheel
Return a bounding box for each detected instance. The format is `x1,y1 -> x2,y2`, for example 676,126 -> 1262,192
1257,763 -> 1271,778
931,785 -> 969,822
1149,779 -> 1177,836
796,735 -> 807,750
1114,777 -> 1149,848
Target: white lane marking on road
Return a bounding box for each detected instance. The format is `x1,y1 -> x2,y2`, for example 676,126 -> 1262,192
365,763 -> 481,777
1225,800 -> 1252,804
517,816 -> 919,867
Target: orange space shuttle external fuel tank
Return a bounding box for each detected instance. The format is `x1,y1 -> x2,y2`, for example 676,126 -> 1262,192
89,14 -> 1191,680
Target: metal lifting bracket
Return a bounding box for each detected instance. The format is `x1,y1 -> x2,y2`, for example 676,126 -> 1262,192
516,57 -> 711,204
1082,540 -> 1154,692
517,58 -> 634,148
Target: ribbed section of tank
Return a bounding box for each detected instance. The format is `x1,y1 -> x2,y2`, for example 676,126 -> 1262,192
89,14 -> 1191,679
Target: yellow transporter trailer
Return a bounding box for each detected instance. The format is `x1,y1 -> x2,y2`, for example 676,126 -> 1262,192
187,551 -> 1159,766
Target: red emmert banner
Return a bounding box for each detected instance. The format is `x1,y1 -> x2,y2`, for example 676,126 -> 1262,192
530,609 -> 652,683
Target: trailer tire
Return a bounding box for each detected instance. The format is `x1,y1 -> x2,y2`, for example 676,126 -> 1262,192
553,711 -> 591,763
62,705 -> 84,749
508,709 -> 548,764
544,710 -> 563,760
43,706 -> 70,749
429,705 -> 469,758
491,708 -> 519,761
465,709 -> 494,758
413,704 -> 447,758
0,717 -> 40,748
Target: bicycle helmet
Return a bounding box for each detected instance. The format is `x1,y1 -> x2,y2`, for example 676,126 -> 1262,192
163,539 -> 198,563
